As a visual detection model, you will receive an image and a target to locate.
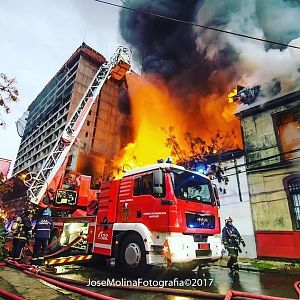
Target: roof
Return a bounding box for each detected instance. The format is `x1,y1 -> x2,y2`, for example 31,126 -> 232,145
235,89 -> 300,119
204,148 -> 244,164
68,42 -> 106,68
123,163 -> 185,177
122,163 -> 210,180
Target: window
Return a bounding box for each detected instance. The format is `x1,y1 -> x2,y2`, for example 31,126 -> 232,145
85,132 -> 88,137
170,168 -> 213,204
274,108 -> 300,159
133,173 -> 152,196
87,121 -> 90,126
133,173 -> 164,197
284,175 -> 300,230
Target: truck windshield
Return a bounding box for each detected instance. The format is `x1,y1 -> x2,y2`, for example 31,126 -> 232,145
170,168 -> 213,204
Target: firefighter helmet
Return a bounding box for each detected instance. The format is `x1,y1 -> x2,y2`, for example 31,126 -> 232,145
43,208 -> 52,216
225,216 -> 233,223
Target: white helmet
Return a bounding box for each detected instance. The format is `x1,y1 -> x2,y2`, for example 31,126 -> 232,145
225,216 -> 233,223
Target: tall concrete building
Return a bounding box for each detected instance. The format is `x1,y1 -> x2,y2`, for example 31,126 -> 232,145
236,91 -> 300,259
13,43 -> 132,184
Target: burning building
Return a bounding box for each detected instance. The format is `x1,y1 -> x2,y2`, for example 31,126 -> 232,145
116,0 -> 300,166
236,91 -> 300,259
116,0 -> 300,259
13,43 -> 131,184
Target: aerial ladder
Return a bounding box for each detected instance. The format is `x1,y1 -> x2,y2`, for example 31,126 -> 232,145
24,46 -> 131,207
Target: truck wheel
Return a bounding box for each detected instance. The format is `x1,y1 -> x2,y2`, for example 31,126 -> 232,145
119,233 -> 147,277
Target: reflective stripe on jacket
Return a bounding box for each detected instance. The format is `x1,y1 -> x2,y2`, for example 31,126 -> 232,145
12,216 -> 32,240
222,224 -> 243,246
35,216 -> 53,239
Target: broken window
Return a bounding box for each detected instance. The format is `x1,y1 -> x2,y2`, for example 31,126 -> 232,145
274,108 -> 300,159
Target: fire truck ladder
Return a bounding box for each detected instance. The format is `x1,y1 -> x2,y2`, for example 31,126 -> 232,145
25,46 -> 131,206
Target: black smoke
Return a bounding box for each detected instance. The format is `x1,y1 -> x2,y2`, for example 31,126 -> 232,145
119,0 -> 300,100
119,0 -> 237,99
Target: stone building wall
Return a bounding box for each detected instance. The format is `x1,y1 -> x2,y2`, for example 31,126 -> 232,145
238,95 -> 300,232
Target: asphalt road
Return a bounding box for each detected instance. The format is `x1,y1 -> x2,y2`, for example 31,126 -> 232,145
54,263 -> 300,299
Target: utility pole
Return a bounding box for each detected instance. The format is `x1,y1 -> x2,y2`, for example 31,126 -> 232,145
233,155 -> 243,202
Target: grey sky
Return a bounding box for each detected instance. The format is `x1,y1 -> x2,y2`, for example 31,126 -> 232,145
0,0 -> 124,170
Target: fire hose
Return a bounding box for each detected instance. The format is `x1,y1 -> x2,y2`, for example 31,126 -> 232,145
45,235 -> 84,258
6,260 -> 118,300
21,270 -> 227,300
4,260 -> 231,299
224,290 -> 296,300
4,260 -> 300,300
0,262 -> 25,300
293,281 -> 300,300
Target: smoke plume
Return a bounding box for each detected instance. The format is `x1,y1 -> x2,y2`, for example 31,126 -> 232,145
119,0 -> 300,100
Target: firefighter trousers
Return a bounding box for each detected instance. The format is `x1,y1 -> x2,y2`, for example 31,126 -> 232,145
31,238 -> 48,265
226,247 -> 239,271
12,238 -> 26,260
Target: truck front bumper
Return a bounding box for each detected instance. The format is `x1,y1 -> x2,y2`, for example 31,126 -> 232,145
163,234 -> 222,263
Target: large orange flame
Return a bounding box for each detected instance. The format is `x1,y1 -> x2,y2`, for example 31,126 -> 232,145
114,73 -> 242,177
114,73 -> 186,175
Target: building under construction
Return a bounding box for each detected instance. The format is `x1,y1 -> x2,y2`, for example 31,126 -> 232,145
13,43 -> 131,184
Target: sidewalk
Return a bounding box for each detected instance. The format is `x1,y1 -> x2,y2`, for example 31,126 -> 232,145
214,257 -> 300,275
0,266 -> 89,300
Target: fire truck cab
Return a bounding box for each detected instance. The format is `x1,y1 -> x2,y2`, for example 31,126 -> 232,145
51,163 -> 222,276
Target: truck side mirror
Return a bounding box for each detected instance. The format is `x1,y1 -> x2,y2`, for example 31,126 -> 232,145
213,184 -> 220,207
153,169 -> 163,195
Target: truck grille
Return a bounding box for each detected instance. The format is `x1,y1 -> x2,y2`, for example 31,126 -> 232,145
186,213 -> 215,229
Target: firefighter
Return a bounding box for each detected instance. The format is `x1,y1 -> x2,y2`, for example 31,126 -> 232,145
31,208 -> 53,266
10,210 -> 33,261
222,216 -> 246,274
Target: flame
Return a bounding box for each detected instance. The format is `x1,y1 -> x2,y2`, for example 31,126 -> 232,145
228,88 -> 237,103
113,73 -> 242,177
114,73 -> 186,177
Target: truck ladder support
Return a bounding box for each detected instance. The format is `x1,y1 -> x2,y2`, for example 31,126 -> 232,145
26,46 -> 131,206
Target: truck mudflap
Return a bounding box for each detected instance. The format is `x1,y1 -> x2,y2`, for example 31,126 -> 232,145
161,235 -> 222,264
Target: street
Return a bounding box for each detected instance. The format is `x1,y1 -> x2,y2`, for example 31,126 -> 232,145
52,263 -> 299,299
1,1 -> 300,299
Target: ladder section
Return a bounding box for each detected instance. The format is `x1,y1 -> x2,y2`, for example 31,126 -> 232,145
27,46 -> 131,206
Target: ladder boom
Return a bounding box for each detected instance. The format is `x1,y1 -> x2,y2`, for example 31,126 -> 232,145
26,46 -> 131,206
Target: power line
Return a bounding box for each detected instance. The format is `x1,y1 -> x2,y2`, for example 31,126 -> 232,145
224,147 -> 300,173
225,155 -> 300,179
94,0 -> 300,50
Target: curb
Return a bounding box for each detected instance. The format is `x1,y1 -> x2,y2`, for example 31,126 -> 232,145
214,263 -> 300,275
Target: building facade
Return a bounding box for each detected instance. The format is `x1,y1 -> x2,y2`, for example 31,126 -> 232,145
237,91 -> 300,259
13,43 -> 132,184
208,150 -> 257,258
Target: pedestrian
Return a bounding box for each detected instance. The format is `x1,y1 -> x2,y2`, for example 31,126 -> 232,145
10,210 -> 33,261
31,208 -> 53,266
222,216 -> 246,274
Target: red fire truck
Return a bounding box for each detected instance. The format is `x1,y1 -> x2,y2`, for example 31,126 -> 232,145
5,46 -> 221,275
48,162 -> 222,276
